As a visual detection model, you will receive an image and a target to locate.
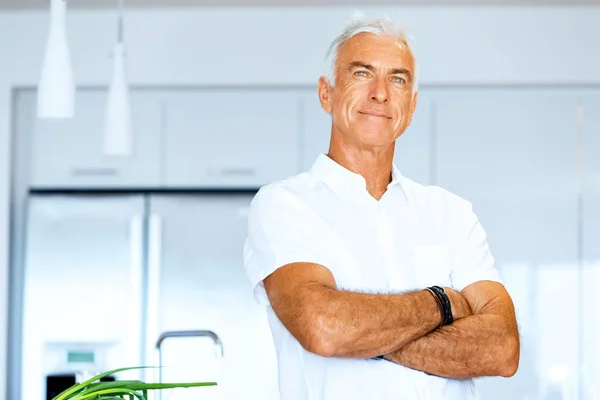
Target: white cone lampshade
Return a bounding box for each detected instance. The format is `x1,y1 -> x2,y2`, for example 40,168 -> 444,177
103,42 -> 133,156
37,0 -> 75,119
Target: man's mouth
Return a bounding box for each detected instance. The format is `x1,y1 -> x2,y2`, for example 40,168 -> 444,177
359,111 -> 391,119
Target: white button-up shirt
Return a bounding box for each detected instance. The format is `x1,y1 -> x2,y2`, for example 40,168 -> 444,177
244,154 -> 503,400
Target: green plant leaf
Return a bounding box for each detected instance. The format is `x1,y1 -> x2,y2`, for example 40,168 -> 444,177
81,381 -> 216,393
79,380 -> 146,393
54,366 -> 155,400
76,387 -> 145,400
52,366 -> 216,400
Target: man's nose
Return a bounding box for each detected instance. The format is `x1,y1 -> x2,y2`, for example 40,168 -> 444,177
369,77 -> 389,103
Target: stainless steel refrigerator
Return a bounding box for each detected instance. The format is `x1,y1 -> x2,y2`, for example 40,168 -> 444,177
20,192 -> 279,400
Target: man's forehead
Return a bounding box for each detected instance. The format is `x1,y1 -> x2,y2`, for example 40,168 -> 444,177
339,34 -> 413,61
338,44 -> 414,71
342,32 -> 409,49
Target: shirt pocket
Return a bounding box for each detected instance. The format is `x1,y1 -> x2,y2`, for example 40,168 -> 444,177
412,244 -> 453,288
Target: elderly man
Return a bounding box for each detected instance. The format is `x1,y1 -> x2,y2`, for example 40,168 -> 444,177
244,16 -> 519,400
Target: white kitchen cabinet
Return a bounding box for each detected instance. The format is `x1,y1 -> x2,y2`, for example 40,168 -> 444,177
28,90 -> 163,189
394,90 -> 433,184
434,88 -> 579,266
582,92 -> 600,272
300,89 -> 433,184
300,90 -> 329,171
581,91 -> 600,398
163,90 -> 300,188
433,88 -> 583,399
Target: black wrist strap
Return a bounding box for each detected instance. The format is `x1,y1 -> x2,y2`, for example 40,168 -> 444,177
427,286 -> 454,327
372,287 -> 453,361
425,287 -> 444,328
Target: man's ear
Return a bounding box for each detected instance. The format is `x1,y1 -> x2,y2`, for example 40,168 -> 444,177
318,76 -> 333,113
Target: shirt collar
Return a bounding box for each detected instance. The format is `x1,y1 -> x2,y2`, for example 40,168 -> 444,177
310,153 -> 404,197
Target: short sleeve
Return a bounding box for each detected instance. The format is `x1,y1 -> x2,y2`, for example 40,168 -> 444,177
243,185 -> 331,305
450,201 -> 503,292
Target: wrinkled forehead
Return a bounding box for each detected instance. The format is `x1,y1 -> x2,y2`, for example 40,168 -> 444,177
336,33 -> 415,71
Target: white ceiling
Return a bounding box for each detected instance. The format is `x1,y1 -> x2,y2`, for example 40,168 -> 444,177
1,0 -> 599,8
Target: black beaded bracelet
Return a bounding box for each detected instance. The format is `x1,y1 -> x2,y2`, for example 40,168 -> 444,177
427,286 -> 454,326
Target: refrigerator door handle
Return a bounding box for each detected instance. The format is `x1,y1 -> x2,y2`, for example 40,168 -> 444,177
128,214 -> 145,377
146,214 -> 162,379
155,330 -> 224,384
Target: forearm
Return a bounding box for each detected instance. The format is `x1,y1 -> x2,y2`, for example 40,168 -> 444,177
383,313 -> 520,379
312,287 -> 441,359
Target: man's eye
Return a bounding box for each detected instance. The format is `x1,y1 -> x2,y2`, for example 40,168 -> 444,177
393,76 -> 406,83
355,71 -> 367,77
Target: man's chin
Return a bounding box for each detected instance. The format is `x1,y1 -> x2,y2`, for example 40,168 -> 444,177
356,137 -> 397,151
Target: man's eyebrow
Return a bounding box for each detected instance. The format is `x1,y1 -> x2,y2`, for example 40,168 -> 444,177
348,61 -> 374,71
348,61 -> 412,80
390,68 -> 412,79
349,62 -> 413,80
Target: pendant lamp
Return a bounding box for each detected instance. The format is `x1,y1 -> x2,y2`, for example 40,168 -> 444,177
37,0 -> 75,119
103,0 -> 133,156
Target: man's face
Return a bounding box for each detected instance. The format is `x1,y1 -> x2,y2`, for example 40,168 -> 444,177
319,33 -> 418,149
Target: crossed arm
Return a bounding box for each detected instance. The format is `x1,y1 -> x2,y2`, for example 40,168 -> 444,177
263,262 -> 520,379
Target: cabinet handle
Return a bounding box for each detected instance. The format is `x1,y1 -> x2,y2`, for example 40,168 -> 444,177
218,167 -> 255,176
71,167 -> 119,177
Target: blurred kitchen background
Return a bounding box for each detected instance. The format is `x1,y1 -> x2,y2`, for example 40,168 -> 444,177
0,1 -> 599,399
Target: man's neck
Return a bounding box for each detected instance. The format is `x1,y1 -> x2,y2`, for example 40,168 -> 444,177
327,142 -> 395,201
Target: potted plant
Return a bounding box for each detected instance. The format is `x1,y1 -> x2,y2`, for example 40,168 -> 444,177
52,366 -> 217,400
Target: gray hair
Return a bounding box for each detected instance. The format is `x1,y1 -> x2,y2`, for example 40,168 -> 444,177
324,14 -> 419,92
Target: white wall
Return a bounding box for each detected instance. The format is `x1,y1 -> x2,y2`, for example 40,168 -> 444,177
2,5 -> 600,396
